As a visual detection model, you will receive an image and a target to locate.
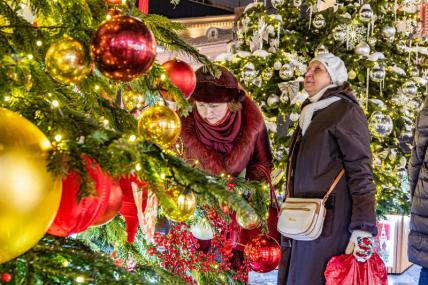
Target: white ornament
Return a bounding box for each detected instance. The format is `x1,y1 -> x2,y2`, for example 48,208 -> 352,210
242,62 -> 257,80
190,220 -> 214,240
313,14 -> 326,29
333,25 -> 347,42
290,112 -> 300,121
279,64 -> 294,80
315,44 -> 329,56
272,0 -> 286,9
381,26 -> 396,40
253,49 -> 269,58
274,61 -> 283,70
267,95 -> 280,106
359,4 -> 374,23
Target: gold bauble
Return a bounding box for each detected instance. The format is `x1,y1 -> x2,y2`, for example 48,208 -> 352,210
122,90 -> 145,111
162,187 -> 196,222
138,106 -> 181,147
45,36 -> 90,85
236,210 -> 261,230
0,108 -> 62,263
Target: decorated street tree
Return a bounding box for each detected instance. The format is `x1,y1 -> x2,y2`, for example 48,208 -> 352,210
222,0 -> 428,215
0,0 -> 270,284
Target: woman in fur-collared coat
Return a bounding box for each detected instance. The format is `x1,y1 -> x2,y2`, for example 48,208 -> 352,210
180,65 -> 273,268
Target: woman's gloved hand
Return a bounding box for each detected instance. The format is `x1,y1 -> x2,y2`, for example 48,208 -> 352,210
345,230 -> 373,262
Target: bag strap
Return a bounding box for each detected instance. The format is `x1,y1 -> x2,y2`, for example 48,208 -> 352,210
257,164 -> 279,213
322,169 -> 345,204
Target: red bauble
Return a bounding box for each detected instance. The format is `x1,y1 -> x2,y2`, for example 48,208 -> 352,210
119,175 -> 148,243
161,59 -> 196,101
92,180 -> 123,226
48,156 -> 112,236
2,273 -> 12,283
244,235 -> 281,273
91,15 -> 156,81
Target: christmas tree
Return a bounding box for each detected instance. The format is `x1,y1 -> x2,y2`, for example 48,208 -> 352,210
222,0 -> 428,215
0,0 -> 269,284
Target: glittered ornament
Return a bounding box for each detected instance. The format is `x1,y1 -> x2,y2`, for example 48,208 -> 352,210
267,95 -> 280,106
359,4 -> 374,23
252,76 -> 262,87
402,81 -> 417,96
333,26 -> 347,42
91,15 -> 156,81
368,37 -> 377,46
369,111 -> 393,138
315,44 -> 329,56
313,14 -> 326,29
162,186 -> 196,222
45,36 -> 90,85
236,209 -> 261,230
244,235 -> 281,273
122,89 -> 145,112
243,62 -> 257,79
279,63 -> 293,80
381,26 -> 396,40
0,108 -> 62,264
355,42 -> 370,56
162,59 -> 196,100
138,106 -> 181,147
370,64 -> 385,82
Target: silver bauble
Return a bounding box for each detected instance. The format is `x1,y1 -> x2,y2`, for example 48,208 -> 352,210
274,61 -> 282,70
369,111 -> 393,138
396,168 -> 407,181
243,62 -> 257,80
315,44 -> 329,56
368,37 -> 377,46
313,14 -> 326,29
402,81 -> 417,96
359,4 -> 374,23
267,94 -> 280,106
355,42 -> 371,56
370,64 -> 385,82
410,67 -> 420,77
279,64 -> 293,80
381,26 -> 396,40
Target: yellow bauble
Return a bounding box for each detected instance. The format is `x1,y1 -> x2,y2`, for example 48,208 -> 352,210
45,36 -> 90,85
162,187 -> 196,222
138,106 -> 181,147
0,108 -> 62,263
236,209 -> 261,230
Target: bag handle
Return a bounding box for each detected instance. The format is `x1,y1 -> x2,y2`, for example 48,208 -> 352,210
322,169 -> 345,204
257,164 -> 279,213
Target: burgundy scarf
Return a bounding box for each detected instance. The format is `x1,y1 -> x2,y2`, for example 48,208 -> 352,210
193,110 -> 242,154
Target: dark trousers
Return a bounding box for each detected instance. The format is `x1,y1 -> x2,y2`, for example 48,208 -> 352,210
419,267 -> 428,285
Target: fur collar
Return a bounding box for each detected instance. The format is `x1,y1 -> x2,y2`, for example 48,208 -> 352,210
181,96 -> 265,176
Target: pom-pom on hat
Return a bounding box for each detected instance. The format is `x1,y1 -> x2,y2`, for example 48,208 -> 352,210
191,65 -> 246,103
309,53 -> 348,86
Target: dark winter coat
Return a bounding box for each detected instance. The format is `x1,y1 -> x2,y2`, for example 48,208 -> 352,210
408,96 -> 428,269
180,95 -> 273,182
278,85 -> 377,285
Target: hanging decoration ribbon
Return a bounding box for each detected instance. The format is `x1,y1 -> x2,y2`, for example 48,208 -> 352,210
365,67 -> 369,110
307,4 -> 314,29
138,0 -> 149,15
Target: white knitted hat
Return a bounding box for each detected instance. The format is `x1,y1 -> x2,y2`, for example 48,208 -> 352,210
310,53 -> 348,85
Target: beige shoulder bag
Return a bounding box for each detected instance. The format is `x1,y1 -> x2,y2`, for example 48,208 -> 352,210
277,169 -> 345,241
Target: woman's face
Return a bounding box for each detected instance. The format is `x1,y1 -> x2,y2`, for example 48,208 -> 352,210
195,101 -> 228,125
304,60 -> 332,97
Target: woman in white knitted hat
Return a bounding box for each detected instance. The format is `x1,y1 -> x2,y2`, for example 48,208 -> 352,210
277,53 -> 377,285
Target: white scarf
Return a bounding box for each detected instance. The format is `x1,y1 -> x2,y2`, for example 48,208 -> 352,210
299,85 -> 341,136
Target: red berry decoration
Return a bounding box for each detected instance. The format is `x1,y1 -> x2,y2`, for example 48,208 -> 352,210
2,273 -> 12,283
91,180 -> 123,226
91,15 -> 156,81
161,59 -> 196,101
48,156 -> 112,236
244,234 -> 281,273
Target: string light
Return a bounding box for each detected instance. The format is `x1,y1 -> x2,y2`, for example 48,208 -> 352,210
160,173 -> 166,179
62,260 -> 69,267
135,163 -> 141,171
4,96 -> 11,101
94,85 -> 100,91
54,134 -> 62,142
75,276 -> 85,283
36,40 -> 43,46
103,119 -> 109,126
160,74 -> 166,81
129,135 -> 136,142
27,54 -> 33,60
52,100 -> 59,107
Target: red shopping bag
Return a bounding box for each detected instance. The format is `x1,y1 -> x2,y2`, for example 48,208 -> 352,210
324,253 -> 387,285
